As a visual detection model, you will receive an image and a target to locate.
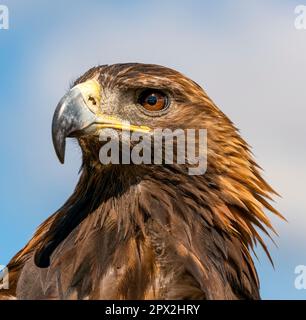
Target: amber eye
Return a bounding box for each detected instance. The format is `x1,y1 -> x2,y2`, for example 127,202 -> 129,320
138,90 -> 168,112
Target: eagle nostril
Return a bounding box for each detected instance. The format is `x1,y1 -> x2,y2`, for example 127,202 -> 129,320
88,96 -> 97,105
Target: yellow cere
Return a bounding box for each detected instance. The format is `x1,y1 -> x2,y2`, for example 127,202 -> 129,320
95,115 -> 151,133
75,79 -> 102,107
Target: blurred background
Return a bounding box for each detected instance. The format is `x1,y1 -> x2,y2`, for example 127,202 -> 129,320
0,0 -> 305,299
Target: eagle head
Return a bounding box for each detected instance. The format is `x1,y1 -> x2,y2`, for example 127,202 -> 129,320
8,63 -> 283,300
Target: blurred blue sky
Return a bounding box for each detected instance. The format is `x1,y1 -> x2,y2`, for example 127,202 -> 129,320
0,0 -> 305,299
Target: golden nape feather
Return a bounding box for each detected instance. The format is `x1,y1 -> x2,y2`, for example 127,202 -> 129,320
0,63 -> 284,300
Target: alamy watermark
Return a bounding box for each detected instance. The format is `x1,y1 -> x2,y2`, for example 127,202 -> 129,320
294,265 -> 306,290
295,5 -> 306,30
0,5 -> 9,30
98,125 -> 208,175
0,265 -> 9,290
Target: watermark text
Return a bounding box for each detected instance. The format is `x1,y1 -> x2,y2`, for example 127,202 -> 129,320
294,265 -> 306,289
98,125 -> 208,175
295,5 -> 306,30
0,5 -> 9,30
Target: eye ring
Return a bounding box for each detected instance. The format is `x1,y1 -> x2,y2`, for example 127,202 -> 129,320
138,89 -> 169,112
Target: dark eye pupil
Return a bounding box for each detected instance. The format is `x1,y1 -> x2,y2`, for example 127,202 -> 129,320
147,95 -> 158,105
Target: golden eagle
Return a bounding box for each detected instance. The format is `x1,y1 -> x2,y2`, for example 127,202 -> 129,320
0,63 -> 283,300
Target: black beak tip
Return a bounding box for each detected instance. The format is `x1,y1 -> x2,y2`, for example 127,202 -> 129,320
52,123 -> 66,164
53,135 -> 66,164
57,149 -> 65,164
52,110 -> 67,164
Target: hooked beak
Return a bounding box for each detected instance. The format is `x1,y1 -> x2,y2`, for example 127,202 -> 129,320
52,79 -> 150,164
